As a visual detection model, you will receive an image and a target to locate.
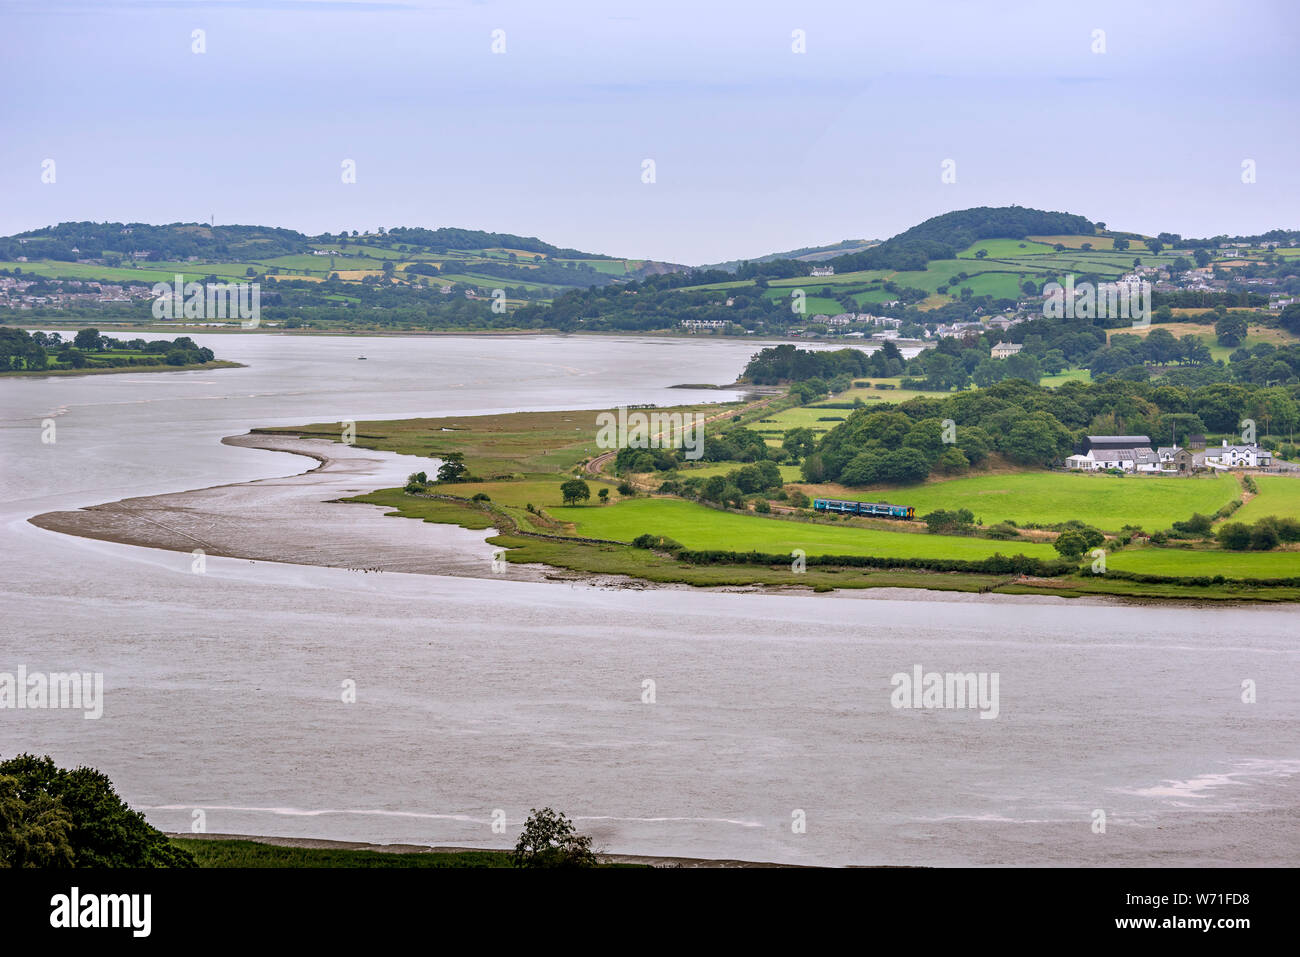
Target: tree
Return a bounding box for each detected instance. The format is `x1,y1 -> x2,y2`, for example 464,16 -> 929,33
1053,530 -> 1091,559
1279,303 -> 1300,337
0,755 -> 194,868
512,807 -> 597,868
1217,522 -> 1253,551
1215,313 -> 1248,347
1192,248 -> 1212,268
922,508 -> 974,533
0,775 -> 74,868
781,427 -> 817,461
73,328 -> 102,351
597,487 -> 609,503
436,454 -> 468,482
560,478 -> 591,505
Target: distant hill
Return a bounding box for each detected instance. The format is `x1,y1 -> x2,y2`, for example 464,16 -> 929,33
704,239 -> 882,273
0,221 -> 688,292
822,206 -> 1098,274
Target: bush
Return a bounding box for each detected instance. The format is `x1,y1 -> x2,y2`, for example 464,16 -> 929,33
511,808 -> 596,869
1216,522 -> 1253,551
471,492 -> 491,502
1171,513 -> 1215,537
922,508 -> 975,534
753,498 -> 771,514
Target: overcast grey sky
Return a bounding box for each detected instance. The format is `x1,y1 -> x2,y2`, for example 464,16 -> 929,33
1,0 -> 1297,263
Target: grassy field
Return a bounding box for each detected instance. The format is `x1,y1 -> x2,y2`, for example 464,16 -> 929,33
957,239 -> 1057,258
1039,368 -> 1092,386
1106,546 -> 1300,578
263,403 -> 734,478
1234,475 -> 1300,523
172,838 -> 515,868
1026,234 -> 1150,251
809,472 -> 1241,531
548,497 -> 1057,560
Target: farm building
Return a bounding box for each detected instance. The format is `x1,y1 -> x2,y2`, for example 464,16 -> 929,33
1202,442 -> 1273,469
1157,446 -> 1196,473
1066,435 -> 1163,473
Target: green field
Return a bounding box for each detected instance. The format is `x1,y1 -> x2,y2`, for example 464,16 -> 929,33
830,472 -> 1241,531
957,239 -> 1057,258
1106,546 -> 1300,578
1234,475 -> 1300,523
549,497 -> 1056,560
171,838 -> 514,868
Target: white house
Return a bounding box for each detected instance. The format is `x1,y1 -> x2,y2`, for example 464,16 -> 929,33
1204,442 -> 1272,468
991,341 -> 1023,359
810,265 -> 834,277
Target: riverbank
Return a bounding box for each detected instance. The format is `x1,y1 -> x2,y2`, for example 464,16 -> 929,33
27,424 -> 1298,604
167,832 -> 808,868
0,358 -> 244,377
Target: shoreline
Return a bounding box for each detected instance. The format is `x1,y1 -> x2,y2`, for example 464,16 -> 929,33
27,429 -> 1268,607
166,832 -> 821,868
3,321 -> 927,348
0,359 -> 244,378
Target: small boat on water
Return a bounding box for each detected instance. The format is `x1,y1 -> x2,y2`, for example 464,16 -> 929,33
357,355 -> 367,360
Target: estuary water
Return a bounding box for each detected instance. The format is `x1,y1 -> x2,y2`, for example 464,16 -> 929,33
1,332 -> 1297,866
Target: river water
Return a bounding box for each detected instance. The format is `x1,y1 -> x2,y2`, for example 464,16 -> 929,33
1,332 -> 1297,866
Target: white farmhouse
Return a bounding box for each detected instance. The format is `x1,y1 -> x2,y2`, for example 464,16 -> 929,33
1204,442 -> 1273,469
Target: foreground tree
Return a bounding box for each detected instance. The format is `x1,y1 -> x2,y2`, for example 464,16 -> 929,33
0,755 -> 194,868
512,807 -> 597,868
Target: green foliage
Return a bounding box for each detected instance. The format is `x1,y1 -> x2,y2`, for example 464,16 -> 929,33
1170,512 -> 1215,538
0,775 -> 74,868
0,754 -> 195,868
922,508 -> 976,533
1217,522 -> 1253,550
511,808 -> 597,868
436,453 -> 469,483
560,478 -> 591,505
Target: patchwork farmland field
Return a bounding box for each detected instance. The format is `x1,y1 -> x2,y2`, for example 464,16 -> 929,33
549,497 -> 1057,560
818,472 -> 1241,531
1106,546 -> 1300,579
1233,475 -> 1300,523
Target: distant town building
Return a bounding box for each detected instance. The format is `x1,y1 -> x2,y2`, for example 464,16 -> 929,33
991,341 -> 1023,359
810,265 -> 834,277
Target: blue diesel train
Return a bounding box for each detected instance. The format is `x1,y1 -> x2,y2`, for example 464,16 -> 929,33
812,499 -> 915,520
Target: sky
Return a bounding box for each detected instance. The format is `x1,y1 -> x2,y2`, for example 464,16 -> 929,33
1,0 -> 1298,264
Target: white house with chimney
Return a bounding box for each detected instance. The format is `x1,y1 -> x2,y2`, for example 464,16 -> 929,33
1203,442 -> 1273,469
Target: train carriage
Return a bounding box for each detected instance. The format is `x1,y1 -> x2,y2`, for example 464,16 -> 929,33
812,499 -> 915,520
